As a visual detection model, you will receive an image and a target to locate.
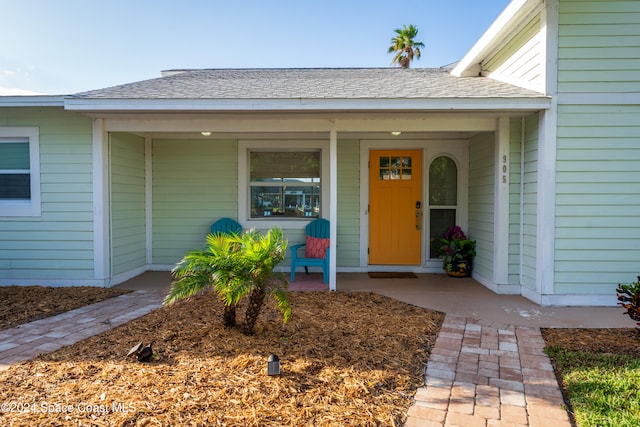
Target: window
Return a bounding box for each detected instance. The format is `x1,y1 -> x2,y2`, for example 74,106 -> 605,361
429,156 -> 457,258
0,128 -> 40,216
378,155 -> 413,180
239,140 -> 329,226
249,151 -> 321,218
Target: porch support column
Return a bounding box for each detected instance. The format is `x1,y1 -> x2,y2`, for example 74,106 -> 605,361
329,128 -> 338,291
494,117 -> 510,285
145,137 -> 153,266
92,119 -> 110,286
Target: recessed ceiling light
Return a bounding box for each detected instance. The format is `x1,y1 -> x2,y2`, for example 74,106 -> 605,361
201,131 -> 212,136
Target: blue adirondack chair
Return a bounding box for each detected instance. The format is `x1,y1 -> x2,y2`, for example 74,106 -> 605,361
210,217 -> 242,235
290,218 -> 330,284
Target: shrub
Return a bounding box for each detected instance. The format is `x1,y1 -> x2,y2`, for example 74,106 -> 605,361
616,276 -> 640,329
165,227 -> 290,335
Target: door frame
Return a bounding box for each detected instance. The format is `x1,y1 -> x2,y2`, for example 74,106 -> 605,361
360,139 -> 469,271
368,149 -> 423,265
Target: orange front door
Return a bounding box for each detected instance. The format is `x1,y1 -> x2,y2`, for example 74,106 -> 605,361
369,150 -> 422,265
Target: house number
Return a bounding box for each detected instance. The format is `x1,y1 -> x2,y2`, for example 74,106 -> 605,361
502,154 -> 508,184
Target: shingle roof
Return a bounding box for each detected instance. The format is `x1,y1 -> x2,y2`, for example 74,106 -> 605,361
71,68 -> 544,100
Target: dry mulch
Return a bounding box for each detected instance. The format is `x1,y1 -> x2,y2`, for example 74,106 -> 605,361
542,327 -> 640,357
0,290 -> 444,426
0,286 -> 131,331
2,285 -> 638,426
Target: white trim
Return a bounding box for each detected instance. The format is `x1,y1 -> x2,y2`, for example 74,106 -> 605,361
473,271 -> 521,295
494,117 -> 510,284
65,97 -> 551,112
0,278 -> 108,287
522,286 -> 620,307
111,265 -> 149,287
0,96 -> 65,107
452,0 -> 541,77
536,107 -> 557,297
539,293 -> 619,307
93,119 -> 110,285
103,115 -> 508,134
145,137 -> 153,265
0,127 -> 41,217
360,139 -> 469,271
541,0 -> 559,97
237,140 -> 330,229
536,0 -> 558,297
519,117 -> 526,284
521,286 -> 542,305
329,129 -> 338,291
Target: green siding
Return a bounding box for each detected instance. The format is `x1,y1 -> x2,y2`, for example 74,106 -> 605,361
483,14 -> 542,91
337,139 -> 360,267
110,133 -> 146,275
559,0 -> 640,92
555,104 -> 640,294
484,14 -> 540,71
152,139 -> 238,265
0,107 -> 94,281
468,132 -> 495,280
508,118 -> 523,284
521,115 -> 538,291
152,138 -> 359,270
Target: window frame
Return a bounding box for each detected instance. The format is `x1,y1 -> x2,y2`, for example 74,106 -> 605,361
238,140 -> 329,229
0,127 -> 41,217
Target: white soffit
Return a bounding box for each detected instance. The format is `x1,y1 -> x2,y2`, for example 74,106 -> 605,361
452,0 -> 541,77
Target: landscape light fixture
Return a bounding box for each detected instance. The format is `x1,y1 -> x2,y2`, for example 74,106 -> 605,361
267,354 -> 280,376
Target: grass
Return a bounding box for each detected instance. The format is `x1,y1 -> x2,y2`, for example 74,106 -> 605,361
545,347 -> 640,427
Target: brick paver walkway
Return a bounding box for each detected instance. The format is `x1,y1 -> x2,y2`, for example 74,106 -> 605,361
405,313 -> 572,426
1,287 -> 573,426
0,290 -> 164,371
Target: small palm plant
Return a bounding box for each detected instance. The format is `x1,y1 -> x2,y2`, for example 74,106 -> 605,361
164,228 -> 291,335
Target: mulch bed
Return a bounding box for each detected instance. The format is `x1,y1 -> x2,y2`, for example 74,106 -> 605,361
0,290 -> 444,426
2,284 -> 638,426
542,327 -> 640,357
0,286 -> 132,331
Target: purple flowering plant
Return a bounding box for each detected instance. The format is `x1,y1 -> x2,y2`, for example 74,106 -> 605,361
439,225 -> 476,272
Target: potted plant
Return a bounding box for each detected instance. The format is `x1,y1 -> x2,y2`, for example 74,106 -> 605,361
438,225 -> 476,277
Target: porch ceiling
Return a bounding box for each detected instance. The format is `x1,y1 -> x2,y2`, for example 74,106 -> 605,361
127,130 -> 486,140
100,111 -> 528,138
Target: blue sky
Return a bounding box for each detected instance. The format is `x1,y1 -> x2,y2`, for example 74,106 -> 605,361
0,0 -> 511,95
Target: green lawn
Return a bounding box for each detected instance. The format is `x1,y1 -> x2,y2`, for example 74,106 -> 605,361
545,347 -> 640,427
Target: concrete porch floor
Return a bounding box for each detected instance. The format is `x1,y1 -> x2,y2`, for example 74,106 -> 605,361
118,271 -> 632,328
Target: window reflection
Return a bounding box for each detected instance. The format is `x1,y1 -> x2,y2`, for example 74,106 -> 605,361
249,151 -> 321,218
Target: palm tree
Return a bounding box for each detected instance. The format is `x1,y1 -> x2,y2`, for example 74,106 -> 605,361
164,228 -> 291,335
388,24 -> 424,68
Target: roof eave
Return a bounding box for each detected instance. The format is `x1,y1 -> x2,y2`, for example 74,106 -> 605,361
0,95 -> 66,107
64,97 -> 551,113
452,0 -> 542,77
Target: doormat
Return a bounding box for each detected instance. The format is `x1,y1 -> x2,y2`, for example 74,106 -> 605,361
368,272 -> 417,279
